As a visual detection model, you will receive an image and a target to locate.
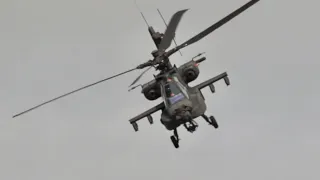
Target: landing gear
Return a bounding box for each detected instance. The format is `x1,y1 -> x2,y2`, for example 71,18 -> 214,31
170,128 -> 179,148
170,119 -> 199,148
209,116 -> 218,128
183,120 -> 198,133
201,114 -> 219,128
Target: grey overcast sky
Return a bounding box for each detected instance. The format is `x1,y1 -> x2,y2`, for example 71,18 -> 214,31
1,0 -> 319,179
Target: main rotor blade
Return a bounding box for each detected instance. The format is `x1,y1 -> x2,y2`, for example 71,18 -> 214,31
157,8 -> 183,56
12,68 -> 137,118
166,0 -> 260,56
129,66 -> 152,87
158,9 -> 188,51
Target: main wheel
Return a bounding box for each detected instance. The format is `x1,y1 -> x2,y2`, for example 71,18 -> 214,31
209,116 -> 218,129
170,135 -> 179,148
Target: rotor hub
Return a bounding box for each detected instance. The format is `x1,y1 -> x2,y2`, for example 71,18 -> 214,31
151,50 -> 159,57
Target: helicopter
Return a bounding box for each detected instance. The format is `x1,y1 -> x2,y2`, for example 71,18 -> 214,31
12,0 -> 260,148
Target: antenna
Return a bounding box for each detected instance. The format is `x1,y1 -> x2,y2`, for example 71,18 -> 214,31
134,0 -> 150,27
157,8 -> 183,56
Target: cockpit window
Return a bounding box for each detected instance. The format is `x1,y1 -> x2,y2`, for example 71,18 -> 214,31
172,76 -> 189,98
164,82 -> 185,105
164,83 -> 180,97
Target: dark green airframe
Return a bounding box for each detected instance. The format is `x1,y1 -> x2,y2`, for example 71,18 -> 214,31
13,0 -> 261,148
128,0 -> 260,148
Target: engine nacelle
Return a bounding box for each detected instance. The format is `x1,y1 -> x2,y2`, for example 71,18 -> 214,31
178,60 -> 200,84
141,79 -> 161,101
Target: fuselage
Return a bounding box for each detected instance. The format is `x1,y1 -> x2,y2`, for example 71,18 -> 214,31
159,70 -> 206,130
146,26 -> 207,130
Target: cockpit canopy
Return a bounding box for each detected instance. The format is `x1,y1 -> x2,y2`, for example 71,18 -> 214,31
162,76 -> 189,106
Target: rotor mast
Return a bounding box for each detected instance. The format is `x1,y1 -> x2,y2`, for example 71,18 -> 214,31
147,21 -> 173,72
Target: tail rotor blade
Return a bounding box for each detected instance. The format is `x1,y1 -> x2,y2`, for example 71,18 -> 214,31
13,68 -> 137,118
134,0 -> 150,27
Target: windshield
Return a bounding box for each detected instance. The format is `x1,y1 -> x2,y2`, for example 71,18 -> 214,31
172,76 -> 189,98
164,82 -> 185,105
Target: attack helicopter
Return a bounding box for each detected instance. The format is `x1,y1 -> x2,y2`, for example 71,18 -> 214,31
12,0 -> 260,148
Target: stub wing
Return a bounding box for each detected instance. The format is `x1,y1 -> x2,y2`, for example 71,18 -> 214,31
194,72 -> 230,92
128,102 -> 165,132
